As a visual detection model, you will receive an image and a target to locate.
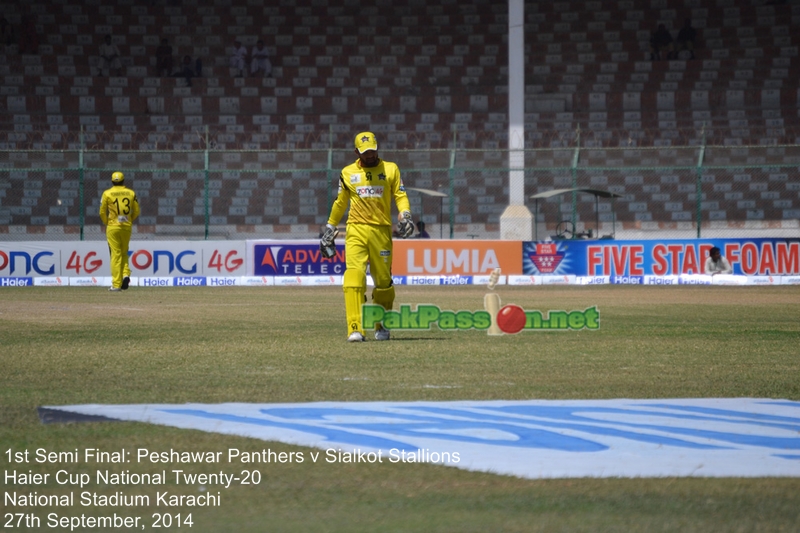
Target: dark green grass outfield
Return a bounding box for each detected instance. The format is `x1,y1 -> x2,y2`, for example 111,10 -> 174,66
1,286 -> 799,532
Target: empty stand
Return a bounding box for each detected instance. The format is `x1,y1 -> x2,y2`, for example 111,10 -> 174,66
0,0 -> 798,237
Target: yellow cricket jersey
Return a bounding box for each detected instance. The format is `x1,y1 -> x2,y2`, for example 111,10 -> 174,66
327,159 -> 410,226
100,185 -> 140,227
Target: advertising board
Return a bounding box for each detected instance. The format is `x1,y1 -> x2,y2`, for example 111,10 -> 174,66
3,238 -> 799,286
523,239 -> 800,277
392,240 -> 522,276
0,241 -> 247,278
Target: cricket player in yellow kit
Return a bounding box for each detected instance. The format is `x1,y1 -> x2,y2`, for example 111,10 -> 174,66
100,172 -> 140,292
320,132 -> 414,342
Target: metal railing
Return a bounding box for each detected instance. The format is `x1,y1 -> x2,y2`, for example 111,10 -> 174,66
1,131 -> 799,241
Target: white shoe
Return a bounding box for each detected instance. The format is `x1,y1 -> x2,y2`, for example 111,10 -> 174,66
108,287 -> 121,292
347,332 -> 365,342
375,326 -> 390,341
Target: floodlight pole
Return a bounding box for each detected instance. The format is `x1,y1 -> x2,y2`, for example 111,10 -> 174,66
448,126 -> 458,238
440,196 -> 444,238
695,125 -> 706,239
570,127 -> 581,237
612,197 -> 617,239
594,194 -> 599,237
204,126 -> 209,240
448,144 -> 455,239
79,125 -> 85,241
499,0 -> 533,240
327,124 -> 334,213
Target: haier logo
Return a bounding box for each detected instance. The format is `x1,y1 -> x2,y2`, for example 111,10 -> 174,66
440,275 -> 471,285
0,250 -> 55,275
140,278 -> 172,287
679,277 -> 711,285
0,277 -> 32,286
612,276 -> 643,285
131,250 -> 197,274
409,276 -> 439,285
174,277 -> 206,286
645,276 -> 677,285
208,277 -> 237,286
578,276 -> 608,285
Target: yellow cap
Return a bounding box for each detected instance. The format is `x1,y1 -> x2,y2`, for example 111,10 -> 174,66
111,171 -> 124,184
354,132 -> 377,153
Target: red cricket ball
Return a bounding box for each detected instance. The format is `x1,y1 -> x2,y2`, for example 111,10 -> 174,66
497,304 -> 526,334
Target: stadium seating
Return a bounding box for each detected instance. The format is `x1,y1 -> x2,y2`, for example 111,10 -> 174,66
0,0 -> 798,236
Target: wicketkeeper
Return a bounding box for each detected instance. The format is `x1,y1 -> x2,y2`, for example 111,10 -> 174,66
320,132 -> 414,342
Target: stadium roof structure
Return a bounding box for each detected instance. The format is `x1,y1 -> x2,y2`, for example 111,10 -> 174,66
406,187 -> 448,198
529,188 -> 624,240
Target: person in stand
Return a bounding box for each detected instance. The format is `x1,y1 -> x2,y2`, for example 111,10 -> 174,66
229,39 -> 247,78
704,246 -> 732,276
415,220 -> 430,238
100,172 -> 140,291
320,132 -> 414,342
250,39 -> 272,77
172,54 -> 196,87
98,34 -> 122,76
649,23 -> 673,61
673,18 -> 697,60
0,16 -> 15,52
156,37 -> 173,77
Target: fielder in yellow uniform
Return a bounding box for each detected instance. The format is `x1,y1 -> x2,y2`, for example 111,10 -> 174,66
321,132 -> 414,342
100,171 -> 140,291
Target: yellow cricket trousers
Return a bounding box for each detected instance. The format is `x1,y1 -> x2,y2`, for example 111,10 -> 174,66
106,225 -> 132,289
342,224 -> 395,335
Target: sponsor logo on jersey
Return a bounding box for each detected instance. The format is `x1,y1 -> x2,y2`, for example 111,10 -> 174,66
356,185 -> 384,198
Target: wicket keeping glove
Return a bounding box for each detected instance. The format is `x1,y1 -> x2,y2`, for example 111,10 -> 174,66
319,224 -> 339,258
397,211 -> 415,239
